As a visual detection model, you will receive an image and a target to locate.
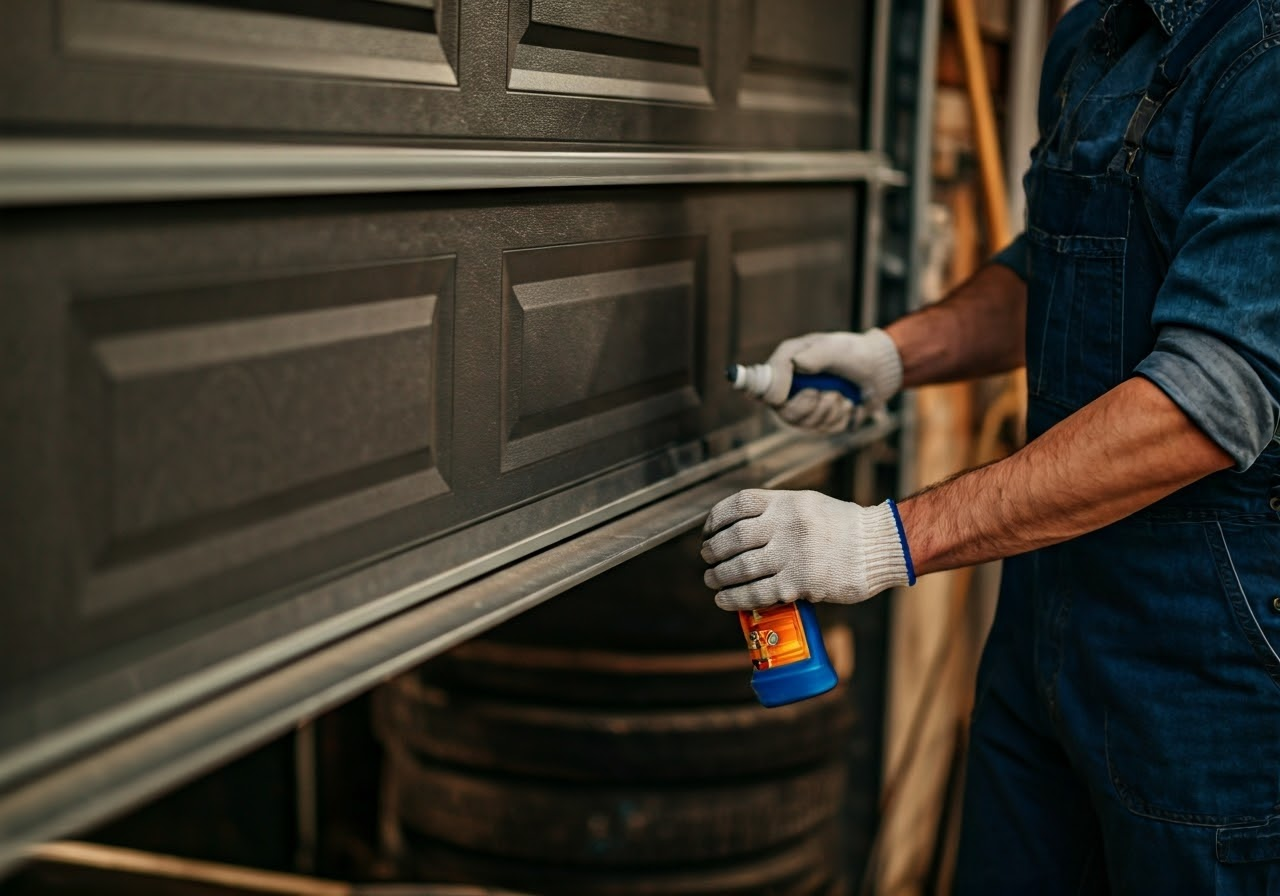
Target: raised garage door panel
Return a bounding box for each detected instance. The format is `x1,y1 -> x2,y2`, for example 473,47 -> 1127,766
732,234 -> 853,362
500,237 -> 704,473
0,0 -> 864,148
1,203 -> 469,703
0,0 -> 898,863
0,186 -> 857,747
710,199 -> 860,430
70,259 -> 454,617
742,0 -> 861,113
735,0 -> 866,146
509,0 -> 713,105
59,0 -> 458,86
0,0 -> 470,136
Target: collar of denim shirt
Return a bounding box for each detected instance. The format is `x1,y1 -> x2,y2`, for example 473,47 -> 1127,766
1097,0 -> 1214,36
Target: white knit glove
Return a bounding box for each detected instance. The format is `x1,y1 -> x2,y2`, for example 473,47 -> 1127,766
700,490 -> 915,611
763,329 -> 904,433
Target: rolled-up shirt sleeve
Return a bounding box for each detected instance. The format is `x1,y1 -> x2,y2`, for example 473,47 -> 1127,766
1134,48 -> 1280,471
1138,328 -> 1278,469
991,233 -> 1029,281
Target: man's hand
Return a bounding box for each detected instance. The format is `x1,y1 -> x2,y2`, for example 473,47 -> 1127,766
763,329 -> 903,433
700,489 -> 913,611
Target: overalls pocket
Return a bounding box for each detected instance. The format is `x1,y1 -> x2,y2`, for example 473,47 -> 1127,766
1208,520 -> 1280,692
1101,519 -> 1280,825
1023,168 -> 1129,415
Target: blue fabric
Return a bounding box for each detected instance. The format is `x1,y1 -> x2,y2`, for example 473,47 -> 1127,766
1139,0 -> 1214,35
956,512 -> 1280,895
886,498 -> 917,585
997,0 -> 1280,469
958,2 -> 1280,893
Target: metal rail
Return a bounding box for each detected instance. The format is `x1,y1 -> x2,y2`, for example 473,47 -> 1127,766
0,418 -> 897,876
0,143 -> 906,206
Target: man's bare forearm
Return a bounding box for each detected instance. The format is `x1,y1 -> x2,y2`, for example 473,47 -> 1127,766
885,262 -> 1027,388
896,377 -> 1233,575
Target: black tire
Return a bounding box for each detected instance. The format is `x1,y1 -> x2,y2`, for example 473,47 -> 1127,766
387,749 -> 846,867
373,675 -> 854,783
421,640 -> 758,706
397,822 -> 842,896
420,624 -> 853,708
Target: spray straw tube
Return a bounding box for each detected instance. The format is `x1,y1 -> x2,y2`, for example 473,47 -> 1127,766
726,363 -> 863,405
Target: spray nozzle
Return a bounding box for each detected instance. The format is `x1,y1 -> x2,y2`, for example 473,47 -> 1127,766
725,362 -> 777,400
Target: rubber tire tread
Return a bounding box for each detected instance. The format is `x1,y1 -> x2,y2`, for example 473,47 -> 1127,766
373,676 -> 854,783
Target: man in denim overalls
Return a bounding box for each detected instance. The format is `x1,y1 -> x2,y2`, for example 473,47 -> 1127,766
701,1 -> 1280,891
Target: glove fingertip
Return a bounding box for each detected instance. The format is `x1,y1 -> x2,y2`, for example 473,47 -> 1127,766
830,401 -> 856,433
713,592 -> 742,612
716,584 -> 774,612
777,390 -> 820,425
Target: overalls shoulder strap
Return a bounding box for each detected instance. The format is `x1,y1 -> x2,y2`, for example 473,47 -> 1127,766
1116,0 -> 1257,173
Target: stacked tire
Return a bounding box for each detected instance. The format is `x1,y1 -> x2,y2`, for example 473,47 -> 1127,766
375,530 -> 855,896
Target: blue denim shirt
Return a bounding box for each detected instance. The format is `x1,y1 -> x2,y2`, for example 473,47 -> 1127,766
995,0 -> 1280,469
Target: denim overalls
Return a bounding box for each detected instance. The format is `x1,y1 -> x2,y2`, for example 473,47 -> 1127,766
954,2 -> 1280,893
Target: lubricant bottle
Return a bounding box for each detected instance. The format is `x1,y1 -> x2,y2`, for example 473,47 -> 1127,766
739,601 -> 838,707
726,362 -> 863,406
723,362 -> 861,707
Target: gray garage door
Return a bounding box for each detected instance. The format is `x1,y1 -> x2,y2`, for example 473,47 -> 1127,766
0,0 -> 937,871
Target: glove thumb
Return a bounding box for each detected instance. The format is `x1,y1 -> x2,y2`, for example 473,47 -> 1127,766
762,334 -> 821,406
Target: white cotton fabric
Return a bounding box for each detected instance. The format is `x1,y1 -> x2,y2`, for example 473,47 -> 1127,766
701,490 -> 910,611
762,328 -> 904,433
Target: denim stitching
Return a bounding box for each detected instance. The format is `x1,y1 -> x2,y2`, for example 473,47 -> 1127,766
1209,35 -> 1280,98
1216,817 -> 1280,864
1027,224 -> 1126,254
1025,224 -> 1124,408
1134,509 -> 1272,523
1046,577 -> 1071,721
1034,251 -> 1059,396
1111,228 -> 1124,385
1103,709 -> 1273,826
1214,521 -> 1280,687
1101,530 -> 1280,824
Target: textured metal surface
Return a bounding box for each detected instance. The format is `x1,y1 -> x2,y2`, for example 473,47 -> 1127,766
1,0 -> 866,148
0,185 -> 859,783
509,0 -> 713,105
0,143 -> 904,207
60,0 -> 458,86
0,0 -> 925,874
0,421 -> 896,875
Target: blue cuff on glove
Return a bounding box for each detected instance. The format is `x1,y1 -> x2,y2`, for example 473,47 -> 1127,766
886,498 -> 917,586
